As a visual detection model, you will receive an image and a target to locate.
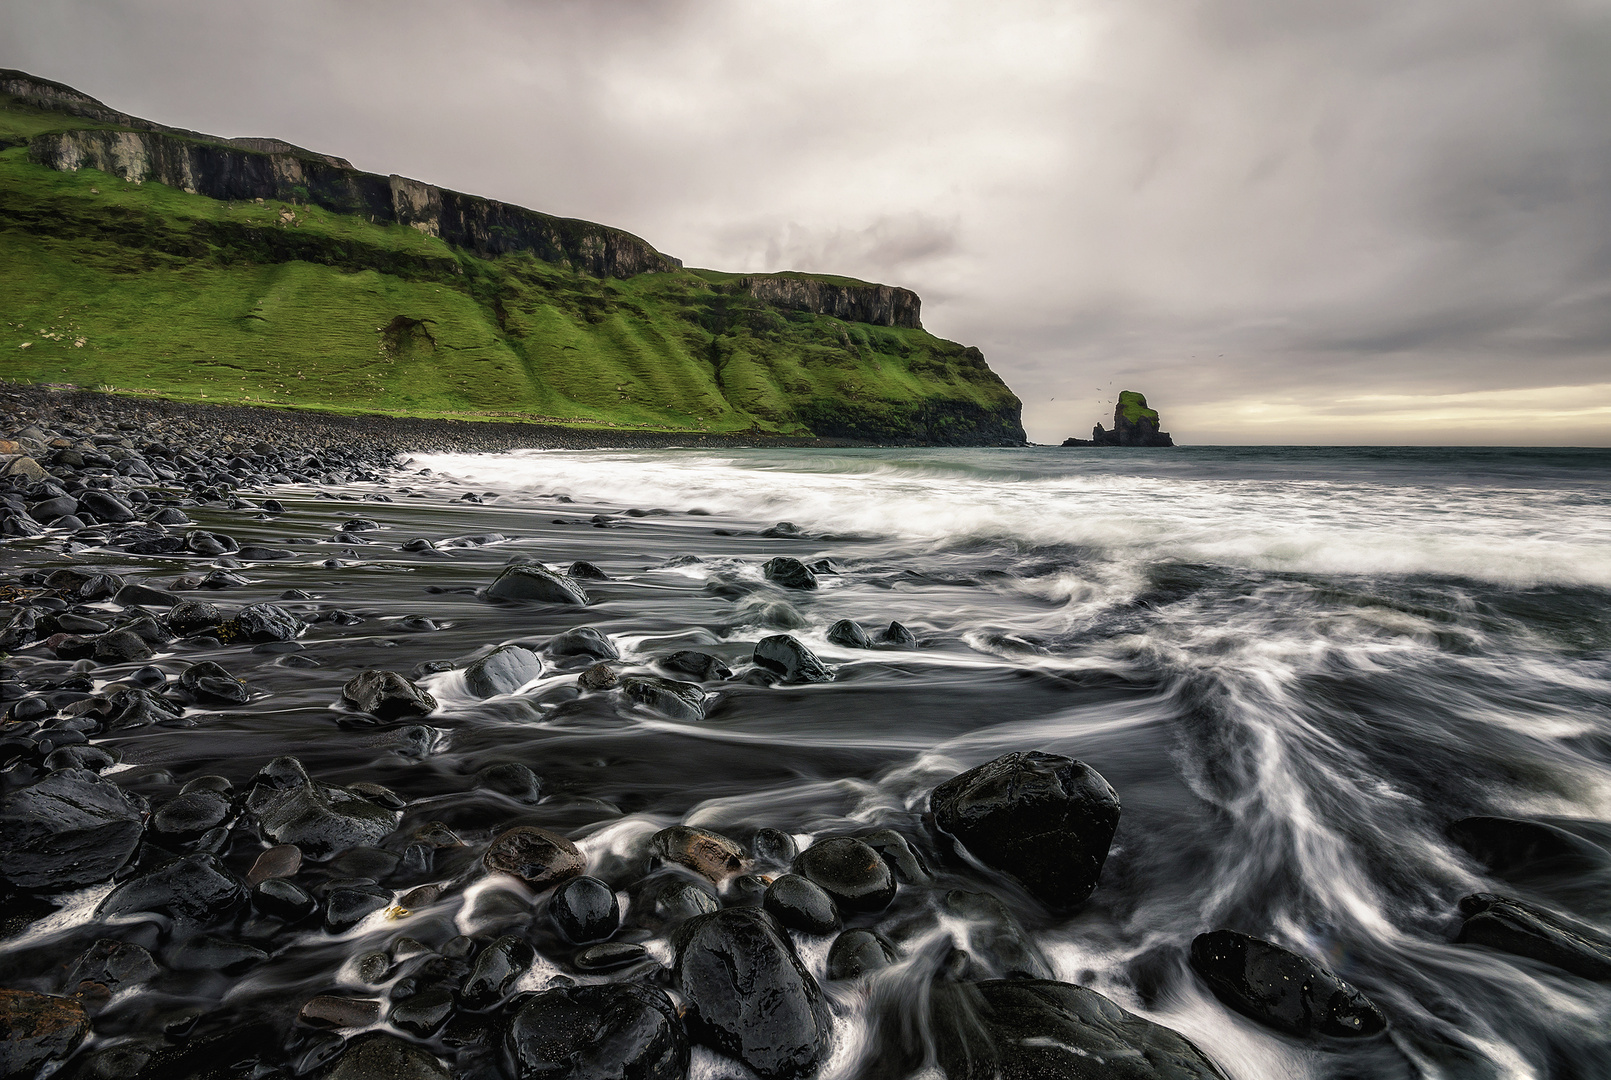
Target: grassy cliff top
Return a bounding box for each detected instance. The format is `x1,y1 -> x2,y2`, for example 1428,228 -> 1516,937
1117,391 -> 1160,424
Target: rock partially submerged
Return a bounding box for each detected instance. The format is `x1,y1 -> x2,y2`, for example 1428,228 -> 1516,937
0,768 -> 145,890
0,989 -> 91,1078
486,564 -> 589,605
463,645 -> 544,697
674,908 -> 830,1080
1457,892 -> 1611,980
931,751 -> 1119,909
1189,929 -> 1386,1038
246,756 -> 402,860
869,978 -> 1228,1080
505,983 -> 687,1080
341,669 -> 437,721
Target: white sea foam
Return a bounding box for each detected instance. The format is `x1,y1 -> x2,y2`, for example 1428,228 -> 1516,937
411,448 -> 1611,587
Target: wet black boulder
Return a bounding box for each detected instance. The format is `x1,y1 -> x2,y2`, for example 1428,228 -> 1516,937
327,1032 -> 453,1080
1457,892 -> 1611,980
0,768 -> 145,889
463,645 -> 544,697
763,874 -> 840,935
793,837 -> 897,912
225,603 -> 305,643
97,853 -> 247,927
505,983 -> 688,1080
0,989 -> 91,1078
620,676 -> 706,722
762,557 -> 818,590
461,933 -> 536,1008
487,564 -> 589,605
168,598 -> 223,635
674,907 -> 829,1080
869,978 -> 1229,1080
827,929 -> 899,980
826,619 -> 870,648
341,670 -> 437,721
246,756 -> 402,860
151,788 -> 232,839
752,635 -> 834,684
1189,929 -> 1386,1038
178,661 -> 250,705
547,626 -> 618,661
658,650 -> 732,681
550,875 -> 620,943
931,750 -> 1119,909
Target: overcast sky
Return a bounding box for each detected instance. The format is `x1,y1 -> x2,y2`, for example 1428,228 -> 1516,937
5,0 -> 1610,444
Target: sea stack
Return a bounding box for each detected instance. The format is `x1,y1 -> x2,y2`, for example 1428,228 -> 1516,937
1062,391 -> 1174,447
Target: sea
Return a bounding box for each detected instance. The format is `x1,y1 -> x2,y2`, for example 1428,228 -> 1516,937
12,444 -> 1611,1079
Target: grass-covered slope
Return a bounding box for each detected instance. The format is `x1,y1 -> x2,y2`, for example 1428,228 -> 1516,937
0,82 -> 1023,443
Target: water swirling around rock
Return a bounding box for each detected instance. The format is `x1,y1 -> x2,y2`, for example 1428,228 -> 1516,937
0,443 -> 1608,1079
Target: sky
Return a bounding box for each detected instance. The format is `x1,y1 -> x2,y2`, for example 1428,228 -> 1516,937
3,0 -> 1609,445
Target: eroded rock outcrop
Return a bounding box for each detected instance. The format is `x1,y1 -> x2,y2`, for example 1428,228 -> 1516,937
1064,390 -> 1175,447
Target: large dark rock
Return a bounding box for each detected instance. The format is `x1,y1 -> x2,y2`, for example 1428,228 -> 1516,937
504,983 -> 688,1080
223,603 -> 304,643
247,756 -> 401,860
62,938 -> 160,996
0,768 -> 144,889
460,933 -> 536,1009
341,670 -> 437,721
793,837 -> 897,912
463,645 -> 544,697
870,978 -> 1227,1080
673,908 -> 829,1080
151,788 -> 232,839
752,635 -> 834,684
762,557 -> 818,590
652,825 -> 749,884
97,853 -> 246,927
167,598 -> 223,634
826,619 -> 871,648
763,874 -> 840,935
546,626 -> 618,661
931,751 -> 1119,909
324,883 -> 392,933
658,650 -> 732,681
1456,892 -> 1611,980
487,564 -> 589,605
326,1032 -> 453,1080
620,676 -> 706,721
484,826 -> 585,889
1189,930 -> 1386,1038
178,660 -> 249,705
827,928 -> 898,980
0,989 -> 90,1078
550,876 -> 620,943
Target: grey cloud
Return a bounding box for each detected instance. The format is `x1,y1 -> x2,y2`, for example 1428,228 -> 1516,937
2,0 -> 1608,443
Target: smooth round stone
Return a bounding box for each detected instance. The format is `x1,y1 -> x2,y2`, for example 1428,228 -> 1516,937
573,942 -> 652,972
505,983 -> 685,1080
299,994 -> 383,1029
550,876 -> 620,944
793,837 -> 897,912
477,763 -> 542,804
484,826 -> 585,889
151,788 -> 231,837
752,828 -> 798,865
827,929 -> 899,980
651,825 -> 749,884
245,844 -> 303,886
764,874 -> 841,935
252,878 -> 317,922
389,987 -> 454,1038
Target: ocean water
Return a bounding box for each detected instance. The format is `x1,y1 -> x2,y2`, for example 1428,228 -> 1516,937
408,445 -> 1611,1078
7,444 -> 1610,1079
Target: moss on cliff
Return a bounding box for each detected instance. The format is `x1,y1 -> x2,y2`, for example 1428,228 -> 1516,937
0,86 -> 1022,441
1116,390 -> 1159,425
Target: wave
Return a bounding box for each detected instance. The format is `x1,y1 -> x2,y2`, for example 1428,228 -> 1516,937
410,448 -> 1611,588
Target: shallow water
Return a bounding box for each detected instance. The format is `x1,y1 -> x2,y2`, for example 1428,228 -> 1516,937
6,444 -> 1611,1079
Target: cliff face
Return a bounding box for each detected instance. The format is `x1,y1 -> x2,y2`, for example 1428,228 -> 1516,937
28,128 -> 680,278
0,69 -> 1026,443
1062,391 -> 1174,447
739,275 -> 921,330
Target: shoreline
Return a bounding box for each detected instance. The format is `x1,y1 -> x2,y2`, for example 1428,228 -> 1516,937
1,383 -> 1016,454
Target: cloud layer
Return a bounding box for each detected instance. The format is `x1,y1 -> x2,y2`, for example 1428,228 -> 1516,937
4,0 -> 1607,443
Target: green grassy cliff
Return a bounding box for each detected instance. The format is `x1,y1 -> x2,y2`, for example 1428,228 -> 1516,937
0,72 -> 1024,443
